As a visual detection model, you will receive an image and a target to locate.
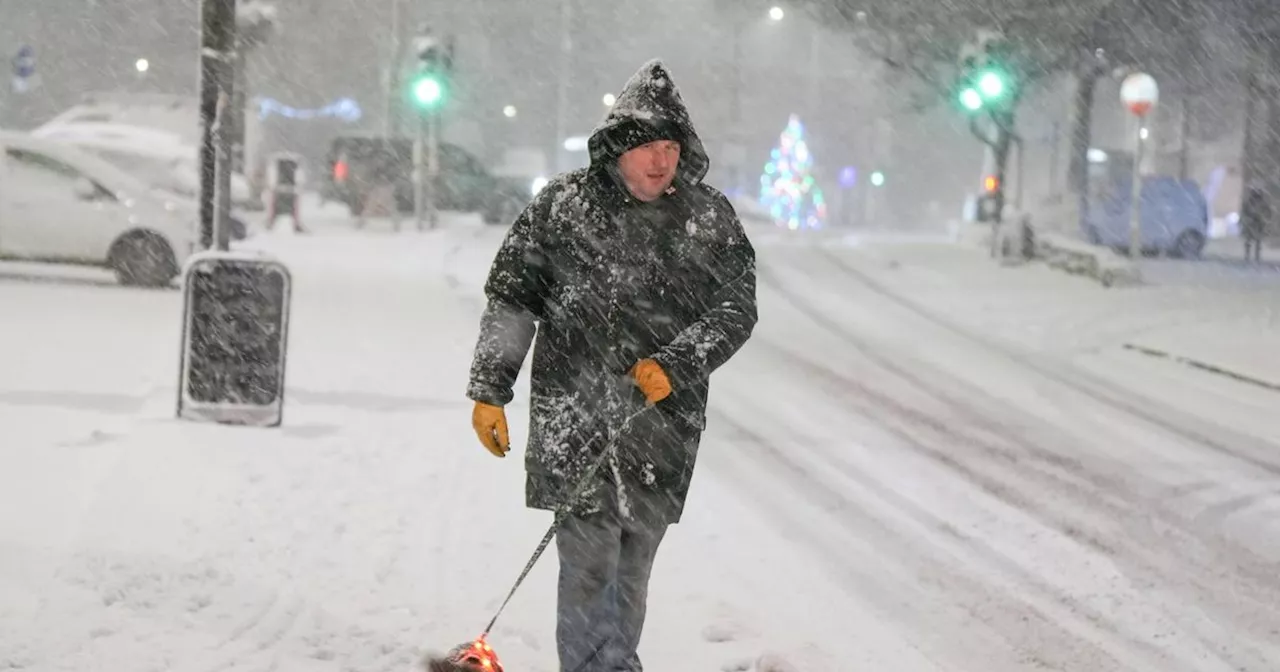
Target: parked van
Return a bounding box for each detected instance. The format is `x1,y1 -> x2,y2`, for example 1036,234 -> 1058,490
1083,174 -> 1209,258
0,130 -> 197,286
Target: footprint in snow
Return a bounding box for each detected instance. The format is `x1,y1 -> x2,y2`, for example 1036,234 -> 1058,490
701,622 -> 739,643
754,653 -> 800,672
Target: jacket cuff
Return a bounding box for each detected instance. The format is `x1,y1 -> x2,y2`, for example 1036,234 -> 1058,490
649,351 -> 692,394
466,380 -> 511,407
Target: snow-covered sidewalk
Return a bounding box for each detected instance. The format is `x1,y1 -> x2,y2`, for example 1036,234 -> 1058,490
0,215 -> 866,671
819,232 -> 1280,392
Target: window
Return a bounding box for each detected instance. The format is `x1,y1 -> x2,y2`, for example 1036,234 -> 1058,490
5,149 -> 113,202
8,149 -> 82,180
6,148 -> 83,201
94,149 -> 187,195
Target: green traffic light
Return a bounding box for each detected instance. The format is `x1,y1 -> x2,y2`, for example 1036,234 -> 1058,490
413,76 -> 444,107
870,171 -> 885,187
960,87 -> 983,111
977,70 -> 1005,98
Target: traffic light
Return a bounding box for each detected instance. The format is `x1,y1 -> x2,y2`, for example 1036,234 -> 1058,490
870,170 -> 886,187
958,67 -> 1012,112
410,26 -> 453,110
412,74 -> 444,107
977,70 -> 1006,98
955,34 -> 1016,114
977,174 -> 1002,223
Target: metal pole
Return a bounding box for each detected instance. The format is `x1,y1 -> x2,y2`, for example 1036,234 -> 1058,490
1177,95 -> 1192,180
1048,120 -> 1060,194
553,0 -> 572,173
214,90 -> 235,251
384,0 -> 401,136
1128,121 -> 1145,258
806,27 -> 820,117
413,109 -> 425,228
728,17 -> 743,195
1015,136 -> 1024,211
198,0 -> 237,252
427,108 -> 440,229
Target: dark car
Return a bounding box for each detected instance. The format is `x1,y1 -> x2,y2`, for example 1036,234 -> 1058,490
322,135 -> 529,225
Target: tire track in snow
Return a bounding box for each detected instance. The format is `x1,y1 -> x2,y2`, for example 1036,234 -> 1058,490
742,337 -> 1280,668
812,246 -> 1280,474
195,592 -> 307,672
786,248 -> 1280,590
706,404 -> 1170,672
763,248 -> 1280,566
748,253 -> 1280,668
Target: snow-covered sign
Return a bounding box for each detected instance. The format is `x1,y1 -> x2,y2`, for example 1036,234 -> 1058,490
236,0 -> 279,25
237,1 -> 280,47
11,45 -> 37,93
1120,72 -> 1159,117
178,251 -> 293,428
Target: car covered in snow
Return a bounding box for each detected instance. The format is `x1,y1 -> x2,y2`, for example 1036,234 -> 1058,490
31,121 -> 261,214
0,130 -> 197,287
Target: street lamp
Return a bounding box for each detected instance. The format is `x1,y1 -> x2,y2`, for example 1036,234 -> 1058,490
602,93 -> 616,107
135,58 -> 150,73
768,6 -> 784,21
503,105 -> 517,118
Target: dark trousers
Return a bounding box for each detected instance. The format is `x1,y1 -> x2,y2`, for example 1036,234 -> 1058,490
1245,236 -> 1263,262
555,501 -> 668,672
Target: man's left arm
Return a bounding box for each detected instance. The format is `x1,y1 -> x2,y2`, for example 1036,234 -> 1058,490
650,198 -> 758,390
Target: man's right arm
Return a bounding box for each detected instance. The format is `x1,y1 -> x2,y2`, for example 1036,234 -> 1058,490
466,185 -> 555,406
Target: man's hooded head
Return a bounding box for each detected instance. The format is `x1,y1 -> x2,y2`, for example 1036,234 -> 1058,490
587,59 -> 710,201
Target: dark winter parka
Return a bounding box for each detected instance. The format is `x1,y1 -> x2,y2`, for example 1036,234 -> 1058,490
466,60 -> 757,524
1242,188 -> 1270,241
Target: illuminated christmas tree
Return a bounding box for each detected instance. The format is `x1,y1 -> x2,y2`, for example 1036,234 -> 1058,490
759,114 -> 827,229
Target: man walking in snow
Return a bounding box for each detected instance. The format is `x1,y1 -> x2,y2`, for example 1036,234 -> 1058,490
465,59 -> 757,671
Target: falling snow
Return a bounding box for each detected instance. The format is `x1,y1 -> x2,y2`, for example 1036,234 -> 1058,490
3,1 -> 1280,670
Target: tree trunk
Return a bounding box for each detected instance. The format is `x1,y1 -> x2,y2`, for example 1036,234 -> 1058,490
1239,51 -> 1274,240
1263,41 -> 1280,242
1177,95 -> 1193,181
1067,69 -> 1100,197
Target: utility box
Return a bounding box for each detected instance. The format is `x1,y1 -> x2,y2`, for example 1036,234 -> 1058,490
177,250 -> 292,427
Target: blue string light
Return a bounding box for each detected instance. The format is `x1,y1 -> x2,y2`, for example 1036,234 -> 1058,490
257,97 -> 361,122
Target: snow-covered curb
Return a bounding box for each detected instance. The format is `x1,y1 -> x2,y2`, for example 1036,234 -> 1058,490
1122,323 -> 1280,392
1035,231 -> 1142,287
1121,344 -> 1280,391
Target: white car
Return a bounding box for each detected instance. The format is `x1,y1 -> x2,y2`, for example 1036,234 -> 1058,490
31,121 -> 260,211
0,130 -> 197,287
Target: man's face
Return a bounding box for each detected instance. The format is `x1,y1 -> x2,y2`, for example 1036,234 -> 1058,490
617,139 -> 681,201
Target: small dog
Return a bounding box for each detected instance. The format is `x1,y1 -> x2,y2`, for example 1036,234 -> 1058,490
421,639 -> 504,672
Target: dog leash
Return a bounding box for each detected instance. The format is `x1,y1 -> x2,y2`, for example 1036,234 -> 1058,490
480,406 -> 650,638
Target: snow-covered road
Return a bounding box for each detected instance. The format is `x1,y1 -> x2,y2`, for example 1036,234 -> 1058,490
2,209 -> 1278,671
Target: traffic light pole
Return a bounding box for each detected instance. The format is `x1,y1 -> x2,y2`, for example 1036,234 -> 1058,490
412,108 -> 440,231
413,110 -> 425,228
1128,122 -> 1145,258
198,0 -> 238,252
427,108 -> 440,229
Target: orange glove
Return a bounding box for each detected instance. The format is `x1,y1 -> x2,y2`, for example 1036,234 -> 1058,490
471,402 -> 510,458
630,359 -> 672,406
